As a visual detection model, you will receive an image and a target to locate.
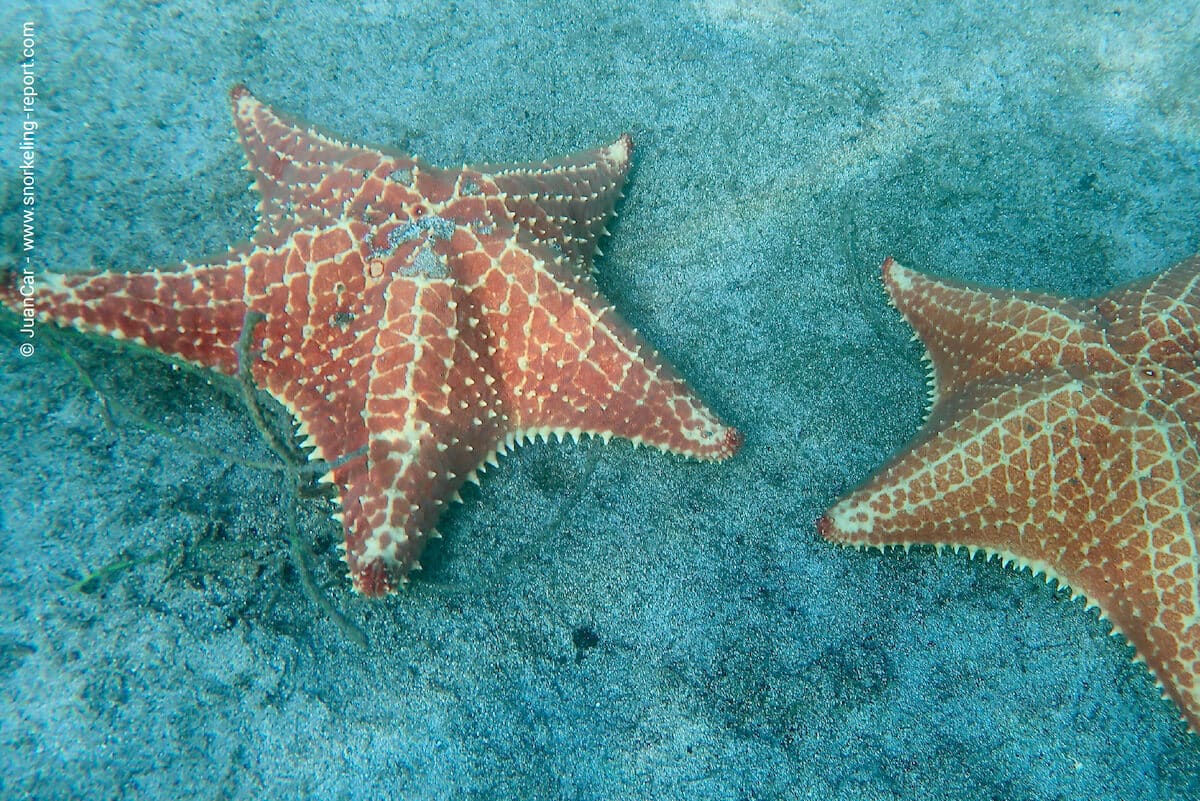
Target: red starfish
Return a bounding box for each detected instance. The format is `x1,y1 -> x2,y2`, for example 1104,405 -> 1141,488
5,86 -> 740,596
820,255 -> 1200,733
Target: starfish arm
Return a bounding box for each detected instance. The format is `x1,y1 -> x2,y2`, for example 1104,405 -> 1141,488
509,305 -> 741,460
1096,254 -> 1200,371
340,278 -> 507,596
820,373 -> 1098,550
458,243 -> 739,460
6,261 -> 250,372
819,372 -> 1200,730
478,135 -> 634,272
231,86 -> 412,237
882,258 -> 1105,400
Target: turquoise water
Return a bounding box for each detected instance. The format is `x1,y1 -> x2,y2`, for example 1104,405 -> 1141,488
1,1 -> 1198,798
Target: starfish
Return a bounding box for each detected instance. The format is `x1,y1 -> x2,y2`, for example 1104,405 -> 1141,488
819,254 -> 1200,733
4,86 -> 740,596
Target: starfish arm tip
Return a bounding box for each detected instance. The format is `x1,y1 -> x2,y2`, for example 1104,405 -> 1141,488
721,426 -> 744,458
815,513 -> 835,541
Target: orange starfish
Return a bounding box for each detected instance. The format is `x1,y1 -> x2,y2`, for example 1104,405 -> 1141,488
819,254 -> 1200,733
4,86 -> 740,596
